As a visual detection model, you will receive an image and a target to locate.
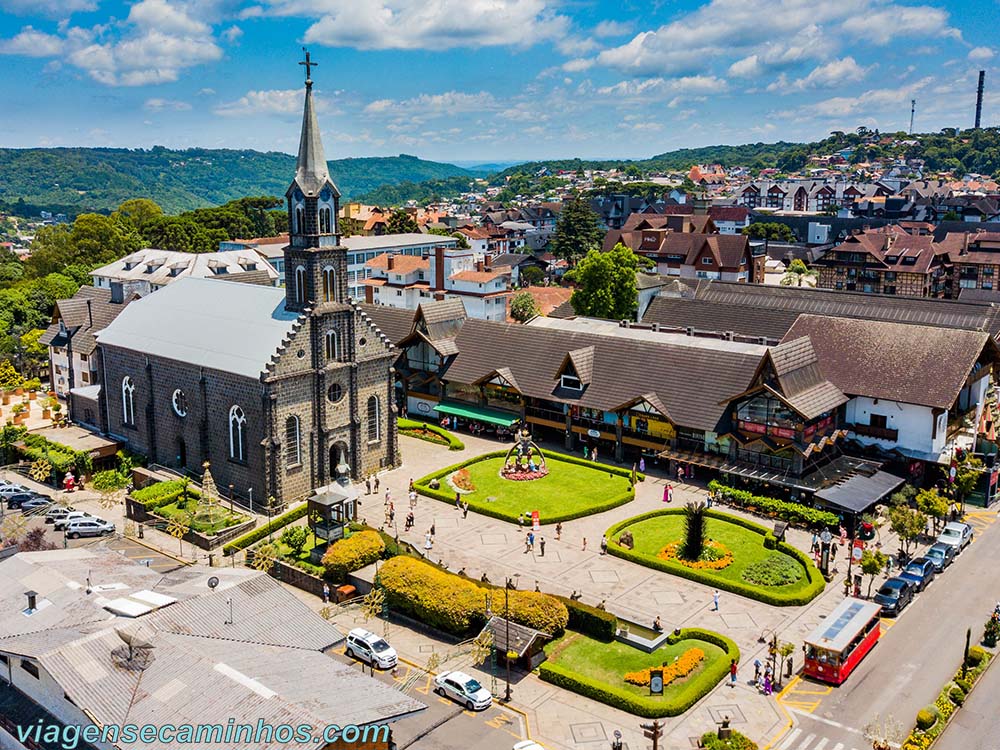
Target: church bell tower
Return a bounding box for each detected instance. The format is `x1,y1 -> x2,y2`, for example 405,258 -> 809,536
284,50 -> 348,312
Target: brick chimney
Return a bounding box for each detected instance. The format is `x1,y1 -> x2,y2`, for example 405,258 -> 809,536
963,232 -> 970,256
387,254 -> 395,271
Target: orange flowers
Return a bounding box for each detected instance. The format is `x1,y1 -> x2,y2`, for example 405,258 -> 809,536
624,647 -> 705,687
657,540 -> 734,570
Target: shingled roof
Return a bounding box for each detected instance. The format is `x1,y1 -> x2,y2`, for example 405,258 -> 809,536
782,314 -> 997,409
39,286 -> 137,356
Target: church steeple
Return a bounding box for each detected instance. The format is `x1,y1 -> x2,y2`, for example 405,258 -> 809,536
284,49 -> 347,312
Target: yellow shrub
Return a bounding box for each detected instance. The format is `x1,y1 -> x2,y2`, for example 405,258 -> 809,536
321,530 -> 384,581
624,647 -> 705,686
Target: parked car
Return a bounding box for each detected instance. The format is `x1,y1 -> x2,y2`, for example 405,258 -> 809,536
874,577 -> 915,616
937,521 -> 974,553
898,557 -> 937,591
0,483 -> 30,497
44,506 -> 76,524
925,542 -> 957,572
64,518 -> 115,539
345,628 -> 398,669
433,671 -> 493,711
7,494 -> 51,511
54,511 -> 93,531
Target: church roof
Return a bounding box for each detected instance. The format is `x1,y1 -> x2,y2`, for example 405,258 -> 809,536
292,80 -> 338,198
96,277 -> 299,379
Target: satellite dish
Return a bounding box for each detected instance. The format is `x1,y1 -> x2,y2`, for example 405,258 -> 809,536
207,576 -> 219,590
115,626 -> 153,650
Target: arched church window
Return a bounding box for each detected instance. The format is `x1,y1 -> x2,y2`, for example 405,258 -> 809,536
325,329 -> 340,360
294,205 -> 305,234
229,405 -> 247,462
320,206 -> 332,234
322,265 -> 336,302
294,266 -> 306,304
285,415 -> 301,467
121,376 -> 135,426
367,395 -> 380,442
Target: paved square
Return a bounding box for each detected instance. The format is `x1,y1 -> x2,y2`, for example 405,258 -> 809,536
480,533 -> 508,545
709,705 -> 747,724
589,569 -> 620,583
720,612 -> 756,629
653,590 -> 685,605
570,722 -> 607,743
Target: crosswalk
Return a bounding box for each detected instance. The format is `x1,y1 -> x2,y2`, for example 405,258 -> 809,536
774,729 -> 865,750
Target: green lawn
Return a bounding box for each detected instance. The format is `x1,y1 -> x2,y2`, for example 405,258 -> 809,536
539,630 -> 736,716
609,511 -> 822,604
416,454 -> 634,524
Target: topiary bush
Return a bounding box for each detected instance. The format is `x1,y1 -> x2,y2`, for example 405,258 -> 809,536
700,731 -> 759,750
915,707 -> 938,731
954,678 -> 971,694
948,686 -> 965,706
321,530 -> 384,582
376,556 -> 568,636
966,646 -> 987,667
741,554 -> 804,586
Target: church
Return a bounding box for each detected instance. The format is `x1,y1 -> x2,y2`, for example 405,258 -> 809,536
83,57 -> 399,506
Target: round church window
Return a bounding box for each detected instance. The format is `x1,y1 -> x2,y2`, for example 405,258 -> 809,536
171,389 -> 187,417
297,349 -> 306,359
327,384 -> 344,403
359,337 -> 367,347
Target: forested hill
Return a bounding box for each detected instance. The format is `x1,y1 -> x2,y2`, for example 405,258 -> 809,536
0,147 -> 477,215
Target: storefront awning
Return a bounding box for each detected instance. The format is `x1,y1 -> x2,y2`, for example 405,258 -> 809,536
814,470 -> 906,514
434,401 -> 518,427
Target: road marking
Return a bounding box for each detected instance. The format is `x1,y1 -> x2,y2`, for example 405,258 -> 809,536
776,728 -> 802,750
831,744 -> 843,750
799,732 -> 816,749
787,708 -> 864,735
814,738 -> 828,750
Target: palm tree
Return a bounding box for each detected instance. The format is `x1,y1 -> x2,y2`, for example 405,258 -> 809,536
681,501 -> 707,561
780,259 -> 819,287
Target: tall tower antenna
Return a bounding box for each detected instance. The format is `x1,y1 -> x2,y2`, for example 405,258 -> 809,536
975,70 -> 985,129
909,99 -> 916,135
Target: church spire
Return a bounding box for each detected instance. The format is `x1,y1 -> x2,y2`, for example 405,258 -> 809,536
294,48 -> 331,197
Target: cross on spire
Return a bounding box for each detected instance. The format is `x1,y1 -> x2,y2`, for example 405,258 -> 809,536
299,47 -> 317,84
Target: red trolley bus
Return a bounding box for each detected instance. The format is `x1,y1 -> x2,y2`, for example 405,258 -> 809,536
802,597 -> 881,685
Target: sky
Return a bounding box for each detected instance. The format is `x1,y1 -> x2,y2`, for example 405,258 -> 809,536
0,0 -> 998,163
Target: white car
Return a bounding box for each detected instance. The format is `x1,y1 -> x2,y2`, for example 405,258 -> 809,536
54,511 -> 93,531
45,506 -> 76,524
433,670 -> 492,711
65,518 -> 115,539
345,628 -> 398,669
937,521 -> 974,552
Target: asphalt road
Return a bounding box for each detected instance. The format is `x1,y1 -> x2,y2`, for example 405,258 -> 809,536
774,511 -> 1000,750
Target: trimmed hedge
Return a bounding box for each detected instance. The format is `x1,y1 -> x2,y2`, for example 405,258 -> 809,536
604,509 -> 825,606
321,530 -> 385,582
552,595 -> 618,641
398,418 -> 465,450
223,503 -> 309,555
538,628 -> 740,718
708,481 -> 839,527
915,708 -> 937,730
376,556 -> 568,637
131,480 -> 202,510
701,731 -> 758,750
18,433 -> 91,476
413,449 -> 641,525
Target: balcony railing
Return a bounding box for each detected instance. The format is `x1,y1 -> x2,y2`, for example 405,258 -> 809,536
847,422 -> 899,441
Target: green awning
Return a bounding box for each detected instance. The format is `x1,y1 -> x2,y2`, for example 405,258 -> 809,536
435,401 -> 518,427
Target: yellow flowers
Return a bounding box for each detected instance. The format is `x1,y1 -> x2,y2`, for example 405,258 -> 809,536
658,540 -> 733,570
624,647 -> 705,687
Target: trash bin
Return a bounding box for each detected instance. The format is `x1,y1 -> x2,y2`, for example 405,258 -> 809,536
336,585 -> 356,603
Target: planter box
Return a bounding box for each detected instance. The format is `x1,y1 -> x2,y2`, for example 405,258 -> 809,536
125,497 -> 257,550
246,552 -> 330,598
28,392 -> 36,401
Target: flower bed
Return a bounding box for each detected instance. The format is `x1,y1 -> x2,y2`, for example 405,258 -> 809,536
658,540 -> 733,570
624,647 -> 705,686
606,509 -> 824,606
501,467 -> 550,481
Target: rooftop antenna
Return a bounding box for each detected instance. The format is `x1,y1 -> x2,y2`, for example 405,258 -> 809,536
975,70 -> 985,129
224,597 -> 233,625
909,99 -> 916,135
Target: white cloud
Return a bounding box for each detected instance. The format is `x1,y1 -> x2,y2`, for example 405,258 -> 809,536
222,25 -> 243,42
728,55 -> 761,78
969,46 -> 994,62
144,97 -> 192,111
0,26 -> 66,56
597,75 -> 727,99
562,58 -> 594,73
593,20 -> 633,38
263,0 -> 570,51
0,0 -> 95,16
841,5 -> 958,45
127,0 -> 210,36
363,91 -> 498,116
214,88 -> 305,116
767,56 -> 869,93
807,76 -> 933,118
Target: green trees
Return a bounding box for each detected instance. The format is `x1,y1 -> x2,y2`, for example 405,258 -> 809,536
427,226 -> 470,248
954,457 -> 984,505
860,549 -> 889,597
551,196 -> 604,264
520,265 -> 545,286
280,525 -> 309,558
681,501 -> 707,561
569,243 -> 638,320
743,223 -> 796,241
916,488 -> 949,532
387,210 -> 419,234
888,505 -> 926,555
510,291 -> 540,323
780,259 -> 818,287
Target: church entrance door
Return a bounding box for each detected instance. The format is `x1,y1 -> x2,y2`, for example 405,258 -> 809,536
177,438 -> 186,468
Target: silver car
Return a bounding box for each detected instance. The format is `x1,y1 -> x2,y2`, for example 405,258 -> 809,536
65,518 -> 115,539
54,511 -> 93,531
937,521 -> 973,553
45,506 -> 76,524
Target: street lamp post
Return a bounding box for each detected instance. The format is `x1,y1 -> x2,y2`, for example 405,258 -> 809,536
504,577 -> 512,702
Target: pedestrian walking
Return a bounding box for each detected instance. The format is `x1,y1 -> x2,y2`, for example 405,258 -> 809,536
763,672 -> 772,696
753,658 -> 762,682
365,476 -> 371,495
462,501 -> 469,518
639,457 -> 646,473
373,475 -> 380,493
424,532 -> 433,551
405,511 -> 414,530
409,490 -> 417,509
555,521 -> 563,540
592,446 -> 599,463
831,543 -> 838,561
729,659 -> 738,687
582,537 -> 588,551
408,478 -> 415,493
518,514 -> 524,527
430,521 -> 436,537
712,589 -> 720,611
600,537 -> 608,555
811,532 -> 819,553
322,582 -> 330,603
455,492 -> 462,509
388,508 -> 395,525
528,531 -> 535,549
524,534 -> 531,554
663,484 -> 673,503
539,537 -> 546,557
839,524 -> 847,545
677,465 -> 685,482
384,487 -> 392,506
